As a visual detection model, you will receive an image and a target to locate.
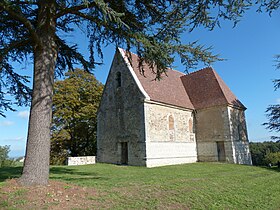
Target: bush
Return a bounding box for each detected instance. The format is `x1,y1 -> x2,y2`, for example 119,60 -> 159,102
264,152 -> 280,166
50,149 -> 68,165
0,145 -> 15,167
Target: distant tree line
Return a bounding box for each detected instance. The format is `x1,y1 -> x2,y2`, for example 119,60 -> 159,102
250,141 -> 280,166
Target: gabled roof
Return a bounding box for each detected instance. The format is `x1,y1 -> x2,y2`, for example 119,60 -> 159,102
118,48 -> 246,110
119,48 -> 194,109
180,67 -> 246,109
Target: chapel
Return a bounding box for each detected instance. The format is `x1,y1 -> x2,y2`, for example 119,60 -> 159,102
97,48 -> 252,167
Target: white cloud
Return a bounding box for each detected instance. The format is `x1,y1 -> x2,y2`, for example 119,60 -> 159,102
0,120 -> 15,126
276,98 -> 280,104
17,110 -> 29,119
11,137 -> 25,141
1,136 -> 25,142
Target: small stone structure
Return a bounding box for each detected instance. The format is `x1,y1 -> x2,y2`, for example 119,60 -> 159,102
67,156 -> 96,166
97,48 -> 252,167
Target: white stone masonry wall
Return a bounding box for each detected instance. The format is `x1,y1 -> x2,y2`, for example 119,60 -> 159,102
67,156 -> 96,166
144,102 -> 197,167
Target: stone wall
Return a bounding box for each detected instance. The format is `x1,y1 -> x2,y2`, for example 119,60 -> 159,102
195,106 -> 234,162
232,141 -> 252,164
195,105 -> 252,165
144,102 -> 197,167
67,156 -> 96,166
228,107 -> 252,164
228,107 -> 248,141
97,51 -> 147,166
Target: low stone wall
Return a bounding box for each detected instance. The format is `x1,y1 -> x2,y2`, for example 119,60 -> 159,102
67,156 -> 96,166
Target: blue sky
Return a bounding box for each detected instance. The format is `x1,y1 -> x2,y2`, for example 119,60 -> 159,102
0,8 -> 279,157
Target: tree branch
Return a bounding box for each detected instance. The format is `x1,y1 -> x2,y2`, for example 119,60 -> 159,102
9,1 -> 38,5
56,35 -> 98,72
56,2 -> 98,19
0,38 -> 31,63
0,2 -> 41,48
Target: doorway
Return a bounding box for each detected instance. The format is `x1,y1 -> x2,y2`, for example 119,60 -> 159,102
121,142 -> 128,165
217,141 -> 226,162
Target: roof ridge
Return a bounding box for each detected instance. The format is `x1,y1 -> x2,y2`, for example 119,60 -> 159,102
118,48 -> 194,109
183,66 -> 213,77
119,48 -> 213,77
168,68 -> 186,76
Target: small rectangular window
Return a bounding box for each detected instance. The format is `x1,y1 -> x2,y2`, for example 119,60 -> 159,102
116,72 -> 121,87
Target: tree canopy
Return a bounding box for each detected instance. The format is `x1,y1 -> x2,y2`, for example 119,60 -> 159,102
250,141 -> 280,166
1,0 -> 279,185
50,69 -> 103,165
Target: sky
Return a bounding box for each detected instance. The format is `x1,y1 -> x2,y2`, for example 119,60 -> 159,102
0,7 -> 279,158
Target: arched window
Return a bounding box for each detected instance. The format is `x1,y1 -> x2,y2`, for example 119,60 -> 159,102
116,72 -> 121,87
169,115 -> 174,130
189,118 -> 193,132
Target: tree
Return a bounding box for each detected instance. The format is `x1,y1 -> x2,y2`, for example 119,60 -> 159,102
0,145 -> 15,167
263,55 -> 280,140
249,141 -> 280,165
1,1 -> 279,185
264,152 -> 280,166
50,69 -> 103,165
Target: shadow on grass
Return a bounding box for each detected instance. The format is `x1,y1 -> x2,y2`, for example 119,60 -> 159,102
267,166 -> 280,172
51,176 -> 106,183
258,165 -> 280,172
51,167 -> 98,176
0,166 -> 22,182
50,167 -> 108,182
0,166 -> 107,183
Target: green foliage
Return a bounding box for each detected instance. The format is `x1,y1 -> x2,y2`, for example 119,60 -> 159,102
250,141 -> 280,166
263,55 -> 280,140
50,69 -> 103,165
1,0 -> 279,116
264,152 -> 280,165
0,145 -> 15,167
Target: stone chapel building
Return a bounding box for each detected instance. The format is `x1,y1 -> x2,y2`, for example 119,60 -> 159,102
97,48 -> 252,167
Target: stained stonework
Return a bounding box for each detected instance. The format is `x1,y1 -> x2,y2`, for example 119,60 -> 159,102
195,105 -> 251,164
228,107 -> 252,164
97,52 -> 146,166
195,106 -> 231,162
144,102 -> 197,167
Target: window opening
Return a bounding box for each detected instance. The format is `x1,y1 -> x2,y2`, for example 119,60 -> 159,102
169,115 -> 174,130
116,72 -> 121,87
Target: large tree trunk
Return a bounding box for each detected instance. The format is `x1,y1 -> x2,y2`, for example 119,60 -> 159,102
19,0 -> 57,186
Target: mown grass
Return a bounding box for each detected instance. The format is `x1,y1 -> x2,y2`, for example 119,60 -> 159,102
1,163 -> 280,209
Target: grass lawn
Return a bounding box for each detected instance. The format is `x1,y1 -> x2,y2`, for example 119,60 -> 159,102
0,162 -> 280,209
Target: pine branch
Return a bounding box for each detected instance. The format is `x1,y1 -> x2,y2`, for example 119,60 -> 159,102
56,35 -> 99,72
0,2 -> 41,48
56,0 -> 128,28
0,38 -> 31,62
56,1 -> 98,18
9,1 -> 38,5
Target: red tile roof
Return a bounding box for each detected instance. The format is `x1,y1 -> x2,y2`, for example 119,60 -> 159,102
181,67 -> 246,109
119,49 -> 245,110
126,51 -> 194,109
